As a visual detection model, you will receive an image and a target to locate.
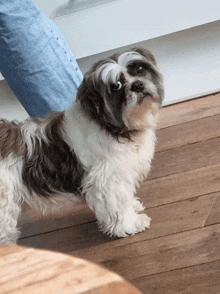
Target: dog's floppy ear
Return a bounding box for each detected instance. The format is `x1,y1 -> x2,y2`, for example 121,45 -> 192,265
76,71 -> 135,141
76,72 -> 121,128
76,72 -> 102,121
131,47 -> 157,66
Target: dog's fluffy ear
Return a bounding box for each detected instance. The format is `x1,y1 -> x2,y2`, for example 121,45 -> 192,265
76,73 -> 121,129
76,73 -> 102,122
76,72 -> 135,141
131,47 -> 157,66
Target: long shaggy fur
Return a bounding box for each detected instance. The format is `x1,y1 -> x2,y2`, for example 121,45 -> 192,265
0,47 -> 164,244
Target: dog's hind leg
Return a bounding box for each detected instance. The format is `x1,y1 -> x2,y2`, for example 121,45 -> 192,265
0,158 -> 24,244
0,186 -> 22,244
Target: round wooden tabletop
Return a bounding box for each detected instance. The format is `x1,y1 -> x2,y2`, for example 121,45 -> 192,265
0,245 -> 142,294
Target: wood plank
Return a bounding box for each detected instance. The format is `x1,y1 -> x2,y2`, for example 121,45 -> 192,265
133,260 -> 220,294
18,192 -> 218,253
156,114 -> 220,152
149,137 -> 220,180
204,195 -> 220,226
18,197 -> 94,239
146,193 -> 218,240
141,164 -> 220,208
18,219 -> 110,253
158,92 -> 220,129
19,222 -> 220,283
71,224 -> 220,280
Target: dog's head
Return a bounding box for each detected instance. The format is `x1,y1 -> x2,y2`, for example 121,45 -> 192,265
77,47 -> 164,140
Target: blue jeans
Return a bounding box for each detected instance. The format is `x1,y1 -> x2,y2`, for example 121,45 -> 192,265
0,0 -> 83,117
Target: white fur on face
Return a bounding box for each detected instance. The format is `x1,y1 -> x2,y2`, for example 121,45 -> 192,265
97,52 -> 144,86
117,51 -> 143,67
96,61 -> 122,85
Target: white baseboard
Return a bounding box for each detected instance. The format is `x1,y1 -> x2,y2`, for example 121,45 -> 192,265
162,89 -> 220,107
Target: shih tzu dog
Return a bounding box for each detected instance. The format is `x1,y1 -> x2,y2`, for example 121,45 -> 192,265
0,47 -> 164,244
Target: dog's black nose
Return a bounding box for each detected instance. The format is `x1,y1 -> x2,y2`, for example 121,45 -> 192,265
131,80 -> 144,93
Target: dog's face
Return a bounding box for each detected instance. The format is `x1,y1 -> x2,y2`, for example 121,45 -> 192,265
77,47 -> 164,140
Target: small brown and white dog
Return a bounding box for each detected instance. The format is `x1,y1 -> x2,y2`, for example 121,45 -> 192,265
0,47 -> 164,244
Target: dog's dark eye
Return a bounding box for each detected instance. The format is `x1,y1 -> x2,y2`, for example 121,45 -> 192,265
137,66 -> 145,75
111,81 -> 122,91
127,63 -> 147,76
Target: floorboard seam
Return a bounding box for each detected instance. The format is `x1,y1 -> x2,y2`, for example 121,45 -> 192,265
131,258 -> 220,281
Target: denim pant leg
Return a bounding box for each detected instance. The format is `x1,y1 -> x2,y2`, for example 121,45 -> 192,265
0,0 -> 83,117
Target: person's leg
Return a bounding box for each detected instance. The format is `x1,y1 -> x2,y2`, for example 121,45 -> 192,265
0,0 -> 83,117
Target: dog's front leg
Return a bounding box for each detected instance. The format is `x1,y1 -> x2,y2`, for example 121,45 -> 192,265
82,163 -> 151,238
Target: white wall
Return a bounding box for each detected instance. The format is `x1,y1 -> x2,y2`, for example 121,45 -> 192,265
35,0 -> 220,59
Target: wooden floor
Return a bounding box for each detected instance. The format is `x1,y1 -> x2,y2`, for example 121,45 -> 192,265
18,93 -> 220,294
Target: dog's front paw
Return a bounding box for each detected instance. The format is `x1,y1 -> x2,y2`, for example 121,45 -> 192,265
133,199 -> 145,212
109,210 -> 151,238
137,213 -> 151,230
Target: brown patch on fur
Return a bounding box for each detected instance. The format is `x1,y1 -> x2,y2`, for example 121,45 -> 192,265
0,119 -> 26,159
